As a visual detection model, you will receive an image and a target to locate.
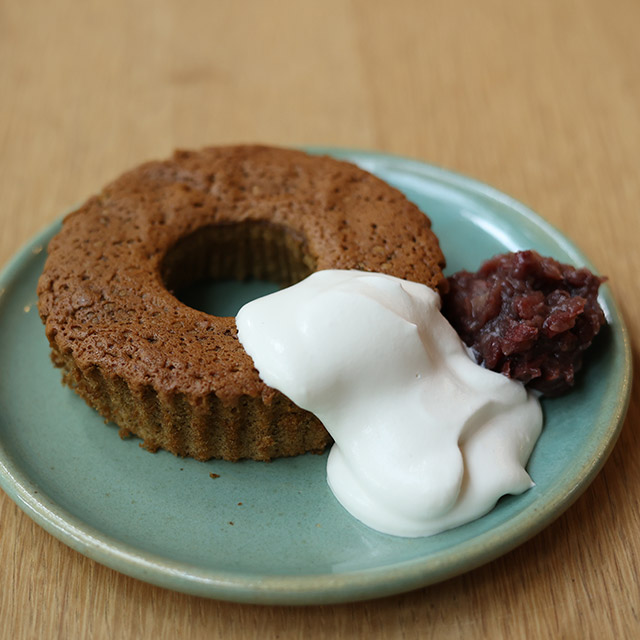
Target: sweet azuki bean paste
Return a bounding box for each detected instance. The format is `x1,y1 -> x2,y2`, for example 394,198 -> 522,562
442,250 -> 606,396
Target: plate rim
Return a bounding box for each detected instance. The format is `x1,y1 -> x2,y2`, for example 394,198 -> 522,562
0,148 -> 632,605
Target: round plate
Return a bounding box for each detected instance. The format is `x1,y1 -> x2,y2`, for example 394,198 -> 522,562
0,149 -> 631,605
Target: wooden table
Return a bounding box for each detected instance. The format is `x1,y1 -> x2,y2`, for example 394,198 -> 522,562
1,0 -> 638,637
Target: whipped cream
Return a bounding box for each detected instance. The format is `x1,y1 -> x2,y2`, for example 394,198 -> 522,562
236,270 -> 543,537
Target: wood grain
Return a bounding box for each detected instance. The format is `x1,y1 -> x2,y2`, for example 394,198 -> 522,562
1,0 -> 639,637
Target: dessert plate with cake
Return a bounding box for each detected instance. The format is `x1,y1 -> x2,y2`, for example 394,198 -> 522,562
0,147 -> 631,604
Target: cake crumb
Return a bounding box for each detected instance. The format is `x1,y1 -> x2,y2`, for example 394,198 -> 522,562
209,472 -> 220,479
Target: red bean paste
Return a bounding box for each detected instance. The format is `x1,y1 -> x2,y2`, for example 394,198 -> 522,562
442,250 -> 606,395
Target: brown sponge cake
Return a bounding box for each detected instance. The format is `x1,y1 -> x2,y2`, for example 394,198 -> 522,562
37,145 -> 446,461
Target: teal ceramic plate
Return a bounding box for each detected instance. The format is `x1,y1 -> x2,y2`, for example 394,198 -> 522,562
0,150 -> 631,605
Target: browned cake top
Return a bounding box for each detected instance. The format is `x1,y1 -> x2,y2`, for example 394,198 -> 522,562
37,145 -> 446,403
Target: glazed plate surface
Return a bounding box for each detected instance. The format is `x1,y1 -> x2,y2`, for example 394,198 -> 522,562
0,149 -> 631,604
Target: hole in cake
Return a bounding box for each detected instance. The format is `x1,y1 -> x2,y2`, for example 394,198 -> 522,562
177,279 -> 281,317
161,221 -> 316,317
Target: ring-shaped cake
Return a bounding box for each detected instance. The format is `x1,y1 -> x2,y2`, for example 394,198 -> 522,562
37,146 -> 446,460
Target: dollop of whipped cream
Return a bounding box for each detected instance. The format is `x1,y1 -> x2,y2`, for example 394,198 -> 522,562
236,270 -> 543,537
